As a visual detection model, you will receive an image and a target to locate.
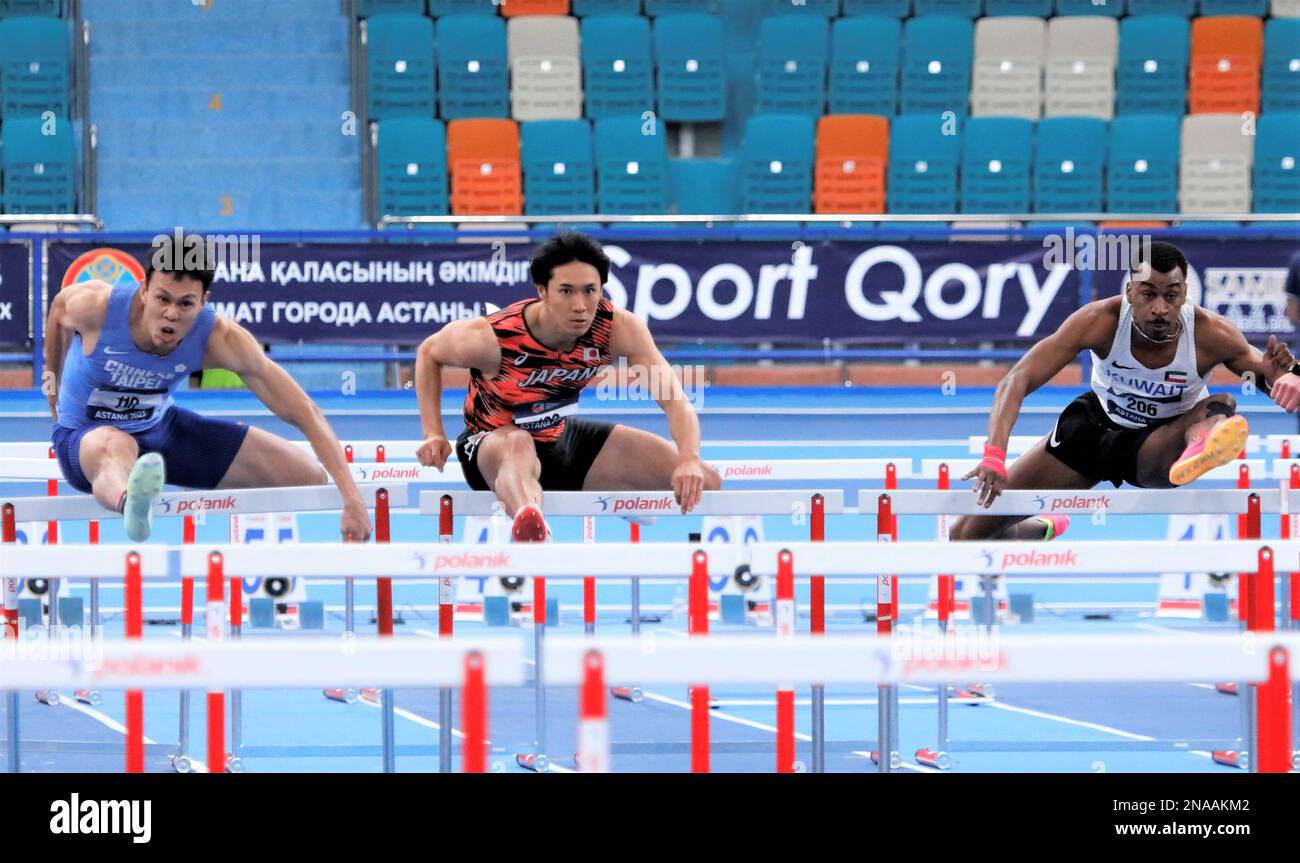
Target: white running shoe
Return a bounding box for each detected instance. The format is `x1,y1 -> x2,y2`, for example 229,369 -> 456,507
123,453 -> 165,543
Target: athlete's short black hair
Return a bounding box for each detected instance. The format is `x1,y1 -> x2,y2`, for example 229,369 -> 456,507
529,231 -> 610,288
144,230 -> 216,292
1129,240 -> 1189,282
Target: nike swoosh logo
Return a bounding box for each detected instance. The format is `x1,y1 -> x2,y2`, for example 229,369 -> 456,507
1111,361 -> 1136,370
1049,421 -> 1062,448
102,347 -> 130,355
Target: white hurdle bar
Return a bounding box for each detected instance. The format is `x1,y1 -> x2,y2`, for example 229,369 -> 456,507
418,489 -> 844,518
971,434 -> 1271,456
3,539 -> 1296,580
0,482 -> 409,522
860,488 -> 1280,516
929,458 -> 1266,483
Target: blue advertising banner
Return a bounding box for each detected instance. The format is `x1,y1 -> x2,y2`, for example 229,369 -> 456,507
46,238 -> 1082,344
0,242 -> 32,347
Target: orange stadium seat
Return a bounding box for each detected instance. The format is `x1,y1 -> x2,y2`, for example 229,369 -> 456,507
499,0 -> 572,15
447,118 -> 523,215
1189,16 -> 1263,114
814,114 -> 889,214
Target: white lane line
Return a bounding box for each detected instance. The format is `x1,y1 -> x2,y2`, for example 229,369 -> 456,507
981,700 -> 1155,741
48,695 -> 212,773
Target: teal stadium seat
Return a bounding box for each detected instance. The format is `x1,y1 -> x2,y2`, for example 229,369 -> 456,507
1106,113 -> 1179,212
762,0 -> 840,14
644,0 -> 714,13
522,119 -> 595,214
0,0 -> 60,15
670,158 -> 738,213
960,116 -> 1033,213
1200,0 -> 1265,13
376,117 -> 449,216
739,114 -> 815,214
900,16 -> 974,115
1034,116 -> 1106,213
581,15 -> 654,119
756,15 -> 830,116
1054,0 -> 1124,15
985,0 -> 1050,14
1264,19 -> 1300,113
1117,16 -> 1189,115
1252,112 -> 1300,213
2,115 -> 76,213
357,0 -> 427,14
428,0 -> 498,14
436,15 -> 509,118
574,0 -> 641,12
830,16 -> 900,116
913,0 -> 982,15
887,113 -> 961,213
594,114 -> 670,212
843,0 -> 912,16
1125,0 -> 1194,13
653,14 -> 726,121
0,16 -> 70,119
365,14 -> 436,119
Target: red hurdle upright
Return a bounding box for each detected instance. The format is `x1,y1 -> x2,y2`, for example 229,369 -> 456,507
171,516 -> 197,773
2,503 -> 17,773
1288,465 -> 1300,630
577,651 -> 610,773
775,550 -> 796,773
205,552 -> 225,775
809,493 -> 826,773
689,549 -> 710,773
125,551 -> 144,774
874,493 -> 898,772
374,488 -> 397,773
462,651 -> 487,774
438,494 -> 455,773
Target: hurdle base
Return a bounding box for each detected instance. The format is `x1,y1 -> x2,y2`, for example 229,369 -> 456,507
869,750 -> 902,769
1214,682 -> 1238,696
516,752 -> 550,773
171,754 -> 193,774
1211,750 -> 1249,770
35,689 -> 60,706
225,754 -> 244,774
74,689 -> 101,706
323,688 -> 359,705
915,748 -> 952,770
611,686 -> 643,703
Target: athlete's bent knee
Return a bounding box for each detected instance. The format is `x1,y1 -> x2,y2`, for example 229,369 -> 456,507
703,463 -> 722,490
1206,393 -> 1236,416
501,428 -> 539,466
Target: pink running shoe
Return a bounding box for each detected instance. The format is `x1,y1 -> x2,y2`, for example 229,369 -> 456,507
511,504 -> 549,543
1169,415 -> 1249,486
1034,514 -> 1070,541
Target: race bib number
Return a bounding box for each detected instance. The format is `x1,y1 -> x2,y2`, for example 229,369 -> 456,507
1107,395 -> 1159,426
513,396 -> 579,432
85,387 -> 165,423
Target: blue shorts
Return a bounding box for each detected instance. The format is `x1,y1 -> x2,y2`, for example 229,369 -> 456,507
52,406 -> 250,494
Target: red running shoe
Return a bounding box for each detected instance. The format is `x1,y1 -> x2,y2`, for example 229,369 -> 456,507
511,504 -> 549,543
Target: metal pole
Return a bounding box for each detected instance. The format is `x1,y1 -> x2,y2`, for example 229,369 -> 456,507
533,617 -> 548,769
876,685 -> 891,774
345,578 -> 355,633
6,692 -> 18,773
381,691 -> 396,774
438,689 -> 452,774
811,689 -> 825,773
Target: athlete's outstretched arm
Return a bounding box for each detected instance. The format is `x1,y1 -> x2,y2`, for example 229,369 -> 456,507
42,282 -> 108,421
966,301 -> 1110,505
1208,314 -> 1300,411
610,310 -> 709,513
202,317 -> 371,539
414,317 -> 499,469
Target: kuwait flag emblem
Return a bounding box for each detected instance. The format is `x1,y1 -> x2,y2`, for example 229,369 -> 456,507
1165,370 -> 1188,384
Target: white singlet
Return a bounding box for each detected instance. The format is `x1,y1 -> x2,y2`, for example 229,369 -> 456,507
1089,295 -> 1211,429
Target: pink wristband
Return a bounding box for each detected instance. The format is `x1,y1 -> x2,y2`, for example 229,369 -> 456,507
980,444 -> 1008,480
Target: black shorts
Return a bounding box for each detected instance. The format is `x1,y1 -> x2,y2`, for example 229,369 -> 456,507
455,418 -> 615,491
1043,391 -> 1177,488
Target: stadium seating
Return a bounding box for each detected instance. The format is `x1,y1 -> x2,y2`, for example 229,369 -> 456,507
0,16 -> 71,119
376,117 -> 450,217
437,15 -> 510,119
756,15 -> 831,116
653,13 -> 726,121
887,112 -> 961,212
1034,116 -> 1106,212
581,15 -> 654,118
960,116 -> 1033,212
521,118 -> 596,214
829,15 -> 901,116
364,14 -> 435,119
1189,16 -> 1262,114
574,0 -> 643,13
2,115 -> 77,213
1263,18 -> 1300,112
740,114 -> 816,213
508,15 -> 583,120
1054,0 -> 1122,15
971,16 -> 1046,120
815,114 -> 889,213
670,157 -> 738,213
0,0 -> 61,15
429,0 -> 500,13
1106,113 -> 1180,212
447,118 -> 523,214
1251,111 -> 1300,212
1117,15 -> 1189,115
594,114 -> 670,212
356,0 -> 426,14
1045,16 -> 1118,119
500,0 -> 573,15
900,16 -> 974,115
842,0 -> 912,15
1179,112 -> 1253,212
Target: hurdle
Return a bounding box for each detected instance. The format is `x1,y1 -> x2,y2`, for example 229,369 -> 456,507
417,489 -> 844,773
0,482 -> 407,773
857,488 -> 1281,771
